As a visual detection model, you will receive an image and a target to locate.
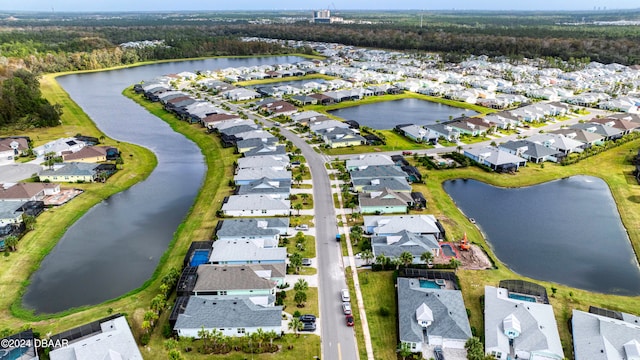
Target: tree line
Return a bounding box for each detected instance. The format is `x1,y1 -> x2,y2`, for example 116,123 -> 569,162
0,69 -> 62,128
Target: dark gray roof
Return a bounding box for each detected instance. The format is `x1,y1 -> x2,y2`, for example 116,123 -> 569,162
236,137 -> 278,150
571,123 -> 624,137
194,265 -> 276,292
359,189 -> 413,208
349,165 -> 408,181
397,277 -> 472,344
237,178 -> 292,195
499,140 -> 560,159
352,177 -> 412,192
372,230 -> 439,259
217,218 -> 289,238
175,297 -> 282,329
244,145 -> 286,157
220,125 -> 261,136
39,162 -> 99,177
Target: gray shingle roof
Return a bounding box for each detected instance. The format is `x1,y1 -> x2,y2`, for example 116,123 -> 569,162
572,309 -> 640,360
236,178 -> 292,195
217,218 -> 289,237
175,297 -> 282,329
194,265 -> 276,293
352,177 -> 412,192
39,162 -> 99,177
359,188 -> 413,208
349,165 -> 408,181
209,240 -> 287,263
372,230 -> 439,259
222,194 -> 290,211
364,215 -> 441,236
397,277 -> 472,344
484,286 -> 564,359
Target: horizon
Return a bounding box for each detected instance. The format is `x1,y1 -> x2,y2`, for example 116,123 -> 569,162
1,0 -> 639,13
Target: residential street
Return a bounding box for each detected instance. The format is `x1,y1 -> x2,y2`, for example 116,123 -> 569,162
220,102 -> 360,360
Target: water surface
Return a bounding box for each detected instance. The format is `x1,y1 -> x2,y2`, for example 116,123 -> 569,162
443,176 -> 640,295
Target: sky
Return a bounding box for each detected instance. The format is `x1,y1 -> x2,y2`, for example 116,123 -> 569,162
0,0 -> 638,12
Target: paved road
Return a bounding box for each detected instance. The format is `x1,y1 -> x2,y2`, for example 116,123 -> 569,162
221,102 -> 359,360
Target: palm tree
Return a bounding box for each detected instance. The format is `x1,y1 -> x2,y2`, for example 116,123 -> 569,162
3,235 -> 18,252
361,249 -> 374,265
298,163 -> 307,175
265,330 -> 278,347
141,320 -> 152,335
255,328 -> 265,349
288,317 -> 303,337
293,203 -> 303,216
294,174 -> 303,187
449,258 -> 462,269
289,253 -> 303,274
144,310 -> 159,328
294,291 -> 307,307
198,326 -> 211,350
375,253 -> 389,267
294,278 -> 308,292
420,252 -> 434,266
150,294 -> 166,314
300,193 -> 310,204
397,342 -> 413,360
399,251 -> 414,268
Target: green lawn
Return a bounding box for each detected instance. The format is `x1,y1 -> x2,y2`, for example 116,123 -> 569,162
289,215 -> 314,227
283,287 -> 319,318
284,233 -> 316,259
290,193 -> 314,210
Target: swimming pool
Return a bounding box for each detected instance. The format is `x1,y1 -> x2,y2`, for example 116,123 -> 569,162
508,293 -> 537,303
190,249 -> 210,267
441,244 -> 456,257
0,346 -> 29,360
419,279 -> 441,289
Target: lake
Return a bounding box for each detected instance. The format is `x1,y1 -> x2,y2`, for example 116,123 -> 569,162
443,175 -> 640,295
22,56 -> 305,313
328,98 -> 478,130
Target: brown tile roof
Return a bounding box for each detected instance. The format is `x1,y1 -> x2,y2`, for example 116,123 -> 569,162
62,146 -> 109,161
194,265 -> 277,292
0,183 -> 58,200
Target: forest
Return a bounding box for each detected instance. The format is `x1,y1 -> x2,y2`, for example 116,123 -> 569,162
1,10 -> 640,128
0,69 -> 62,128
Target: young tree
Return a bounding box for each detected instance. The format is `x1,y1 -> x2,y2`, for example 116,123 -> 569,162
420,251 -> 434,266
293,203 -> 303,216
198,326 -> 211,350
465,337 -> 492,360
288,317 -> 303,337
300,193 -> 310,204
144,310 -> 159,328
3,235 -> 18,252
397,342 -> 413,360
361,249 -> 374,265
294,278 -> 308,292
289,252 -> 303,274
294,291 -> 307,307
399,251 -> 414,268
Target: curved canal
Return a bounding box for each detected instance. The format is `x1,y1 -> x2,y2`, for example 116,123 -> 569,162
443,175 -> 640,295
22,56 -> 305,313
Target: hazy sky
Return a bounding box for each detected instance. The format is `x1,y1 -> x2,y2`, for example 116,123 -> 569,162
0,0 -> 638,12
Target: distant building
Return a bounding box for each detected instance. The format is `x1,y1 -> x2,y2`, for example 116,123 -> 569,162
312,9 -> 343,23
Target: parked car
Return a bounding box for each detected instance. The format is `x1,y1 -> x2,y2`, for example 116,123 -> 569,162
295,224 -> 309,231
402,151 -> 413,155
345,314 -> 354,327
342,302 -> 352,315
301,321 -> 316,331
434,346 -> 445,360
340,289 -> 350,302
299,314 -> 316,323
302,258 -> 312,266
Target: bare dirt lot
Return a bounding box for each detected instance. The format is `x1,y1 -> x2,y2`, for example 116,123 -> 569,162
458,244 -> 493,270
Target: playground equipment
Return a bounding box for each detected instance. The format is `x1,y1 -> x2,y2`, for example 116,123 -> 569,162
459,232 -> 471,251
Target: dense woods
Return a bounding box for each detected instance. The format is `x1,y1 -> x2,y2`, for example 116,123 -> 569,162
0,69 -> 61,128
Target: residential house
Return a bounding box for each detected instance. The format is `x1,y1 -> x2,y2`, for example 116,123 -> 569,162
373,230 -> 441,262
398,125 -> 429,142
236,138 -> 279,154
38,163 -> 114,183
173,297 -> 282,339
591,117 -> 640,134
397,278 -> 472,355
346,154 -> 395,171
207,118 -> 253,132
291,110 -> 326,124
61,146 -> 117,163
571,123 -> 624,141
202,113 -> 242,130
423,124 -> 461,143
572,307 -> 640,360
445,119 -> 490,136
221,194 -> 290,217
316,127 -> 366,148
499,140 -> 562,163
527,134 -> 586,154
243,145 -> 286,157
464,146 -> 527,172
33,137 -> 86,157
216,218 -> 289,248
0,330 -> 38,360
358,189 -> 413,214
222,88 -> 260,101
352,177 -> 412,193
234,168 -> 291,186
48,315 -> 143,360
309,119 -> 350,133
190,265 -> 278,305
549,128 -> 605,147
237,155 -> 289,170
0,137 -> 29,166
208,240 -> 287,265
363,214 -> 444,239
0,183 -> 60,202
484,285 -> 564,360
0,201 -> 23,226
258,100 -> 298,116
236,178 -> 291,196
349,165 -> 409,185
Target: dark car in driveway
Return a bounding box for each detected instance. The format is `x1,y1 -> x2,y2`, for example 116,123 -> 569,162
299,314 -> 316,323
301,321 -> 316,331
434,346 -> 445,360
